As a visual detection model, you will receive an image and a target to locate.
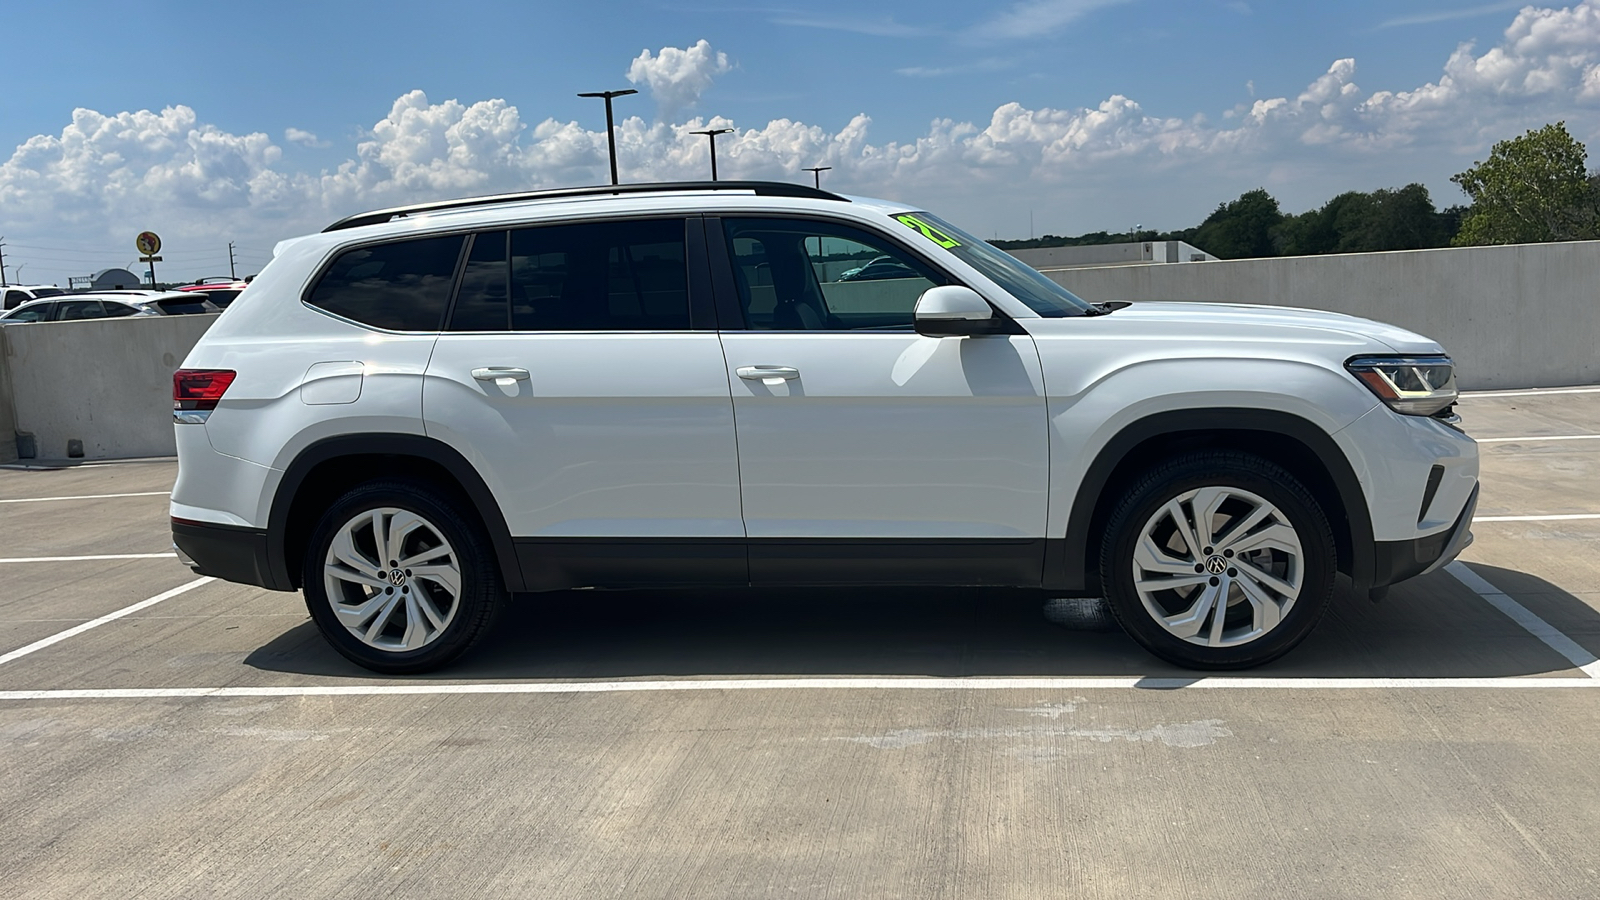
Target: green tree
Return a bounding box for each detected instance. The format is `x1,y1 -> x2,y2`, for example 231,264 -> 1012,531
1451,121 -> 1599,246
1192,188 -> 1283,259
1273,184 -> 1454,256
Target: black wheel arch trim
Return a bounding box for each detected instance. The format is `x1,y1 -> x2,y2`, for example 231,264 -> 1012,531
1046,408 -> 1378,593
267,434 -> 525,592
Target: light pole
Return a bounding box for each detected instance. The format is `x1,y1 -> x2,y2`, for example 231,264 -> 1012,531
690,127 -> 733,181
803,166 -> 831,189
577,88 -> 638,186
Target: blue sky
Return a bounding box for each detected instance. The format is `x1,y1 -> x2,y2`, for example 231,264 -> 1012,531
2,0 -> 1596,282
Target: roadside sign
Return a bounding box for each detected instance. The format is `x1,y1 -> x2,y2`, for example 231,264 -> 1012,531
136,231 -> 162,255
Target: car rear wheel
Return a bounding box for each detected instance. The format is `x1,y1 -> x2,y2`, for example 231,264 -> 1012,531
302,479 -> 502,674
1100,451 -> 1336,669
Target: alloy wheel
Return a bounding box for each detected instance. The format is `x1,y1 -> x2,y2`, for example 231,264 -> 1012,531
322,507 -> 463,652
1130,486 -> 1305,648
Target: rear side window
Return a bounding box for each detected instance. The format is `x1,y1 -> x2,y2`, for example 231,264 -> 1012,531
308,235 -> 464,331
57,300 -> 108,320
446,218 -> 690,332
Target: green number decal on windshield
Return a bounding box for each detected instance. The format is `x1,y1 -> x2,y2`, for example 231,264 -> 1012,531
895,214 -> 962,250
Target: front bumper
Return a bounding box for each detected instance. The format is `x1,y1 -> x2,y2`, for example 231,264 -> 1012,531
171,518 -> 294,591
1369,483 -> 1478,593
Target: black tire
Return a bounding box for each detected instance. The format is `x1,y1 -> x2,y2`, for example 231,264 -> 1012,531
301,478 -> 503,674
1099,451 -> 1336,670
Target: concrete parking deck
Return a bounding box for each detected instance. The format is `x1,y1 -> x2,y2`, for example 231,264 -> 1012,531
2,389 -> 1599,898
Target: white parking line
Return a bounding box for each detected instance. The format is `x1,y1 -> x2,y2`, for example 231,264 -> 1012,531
0,491 -> 170,504
0,676 -> 1595,701
1473,514 -> 1600,523
0,577 -> 213,667
1477,435 -> 1600,443
1446,562 -> 1600,679
0,553 -> 176,564
1461,387 -> 1600,398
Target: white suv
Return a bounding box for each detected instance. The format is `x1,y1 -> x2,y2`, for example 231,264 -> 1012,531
170,182 -> 1478,673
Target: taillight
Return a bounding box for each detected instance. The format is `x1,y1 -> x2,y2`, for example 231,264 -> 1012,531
173,369 -> 236,423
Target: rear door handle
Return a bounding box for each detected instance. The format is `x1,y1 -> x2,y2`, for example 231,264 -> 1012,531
736,366 -> 800,381
471,366 -> 530,382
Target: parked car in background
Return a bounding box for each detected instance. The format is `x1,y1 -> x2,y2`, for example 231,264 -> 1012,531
0,295 -> 160,323
2,285 -> 68,310
0,291 -> 217,323
176,278 -> 249,308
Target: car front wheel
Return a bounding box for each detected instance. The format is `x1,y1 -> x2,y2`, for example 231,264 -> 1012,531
1100,451 -> 1336,669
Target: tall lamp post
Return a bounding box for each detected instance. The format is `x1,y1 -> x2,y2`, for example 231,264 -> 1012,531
577,88 -> 638,185
690,127 -> 734,181
803,165 -> 832,189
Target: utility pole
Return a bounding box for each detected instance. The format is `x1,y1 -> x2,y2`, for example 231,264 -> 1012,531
690,127 -> 733,181
0,237 -> 7,286
803,166 -> 831,189
577,88 -> 638,185
228,242 -> 237,280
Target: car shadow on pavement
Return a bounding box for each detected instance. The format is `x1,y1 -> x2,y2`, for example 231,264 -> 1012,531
242,563 -> 1600,682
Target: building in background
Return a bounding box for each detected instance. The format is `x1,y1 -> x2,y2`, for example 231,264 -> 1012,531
1008,241 -> 1216,271
89,268 -> 145,291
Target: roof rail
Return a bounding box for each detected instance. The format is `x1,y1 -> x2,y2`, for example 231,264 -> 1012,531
322,181 -> 850,232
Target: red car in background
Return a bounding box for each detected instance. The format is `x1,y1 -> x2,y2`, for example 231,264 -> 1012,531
176,277 -> 249,308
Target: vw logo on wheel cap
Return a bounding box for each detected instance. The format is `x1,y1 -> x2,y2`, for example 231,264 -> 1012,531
1205,555 -> 1228,575
389,569 -> 406,586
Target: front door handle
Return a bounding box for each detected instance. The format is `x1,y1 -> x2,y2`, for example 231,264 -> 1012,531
736,366 -> 800,382
471,366 -> 530,382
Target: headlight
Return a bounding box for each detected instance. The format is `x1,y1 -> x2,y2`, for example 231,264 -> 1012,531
1346,356 -> 1457,416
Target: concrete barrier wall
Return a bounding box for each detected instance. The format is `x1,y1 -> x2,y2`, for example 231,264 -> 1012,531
1041,240 -> 1600,390
0,314 -> 218,461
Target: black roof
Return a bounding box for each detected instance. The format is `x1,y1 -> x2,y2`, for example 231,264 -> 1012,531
323,181 -> 849,233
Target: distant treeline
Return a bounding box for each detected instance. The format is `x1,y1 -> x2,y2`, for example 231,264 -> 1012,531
994,122 -> 1600,260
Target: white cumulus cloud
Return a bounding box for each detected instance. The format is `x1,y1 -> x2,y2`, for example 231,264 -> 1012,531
626,39 -> 732,120
284,127 -> 327,148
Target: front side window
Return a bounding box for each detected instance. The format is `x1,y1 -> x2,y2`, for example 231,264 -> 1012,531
307,234 -> 465,331
723,218 -> 947,330
5,304 -> 48,322
4,290 -> 30,309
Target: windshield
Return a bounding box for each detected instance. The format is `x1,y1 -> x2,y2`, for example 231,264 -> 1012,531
891,211 -> 1094,317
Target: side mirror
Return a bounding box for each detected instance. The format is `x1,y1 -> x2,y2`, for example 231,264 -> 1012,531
914,285 -> 1000,337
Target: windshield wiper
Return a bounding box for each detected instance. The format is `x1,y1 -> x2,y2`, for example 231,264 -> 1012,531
1082,301 -> 1131,317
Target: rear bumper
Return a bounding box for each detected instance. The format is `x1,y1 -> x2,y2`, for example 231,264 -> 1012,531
1371,483 -> 1478,590
171,518 -> 294,591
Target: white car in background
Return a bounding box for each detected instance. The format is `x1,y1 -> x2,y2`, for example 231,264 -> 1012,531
169,181 -> 1479,674
2,284 -> 68,310
0,294 -> 162,323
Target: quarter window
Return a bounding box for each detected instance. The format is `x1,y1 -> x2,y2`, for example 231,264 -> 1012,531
722,218 -> 947,330
308,235 -> 465,331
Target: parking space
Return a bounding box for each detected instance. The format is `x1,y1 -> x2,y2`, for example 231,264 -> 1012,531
2,390 -> 1599,897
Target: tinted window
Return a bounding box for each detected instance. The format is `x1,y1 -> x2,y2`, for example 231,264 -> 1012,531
503,219 -> 689,331
308,235 -> 464,331
57,300 -> 107,320
5,304 -> 49,322
3,290 -> 29,309
448,231 -> 510,331
101,301 -> 141,318
31,288 -> 65,299
723,218 -> 946,330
